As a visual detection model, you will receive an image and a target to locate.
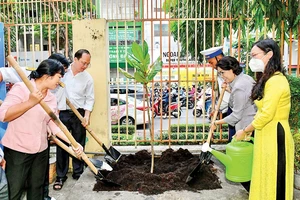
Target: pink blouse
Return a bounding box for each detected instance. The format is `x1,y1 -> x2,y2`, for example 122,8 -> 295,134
0,80 -> 61,153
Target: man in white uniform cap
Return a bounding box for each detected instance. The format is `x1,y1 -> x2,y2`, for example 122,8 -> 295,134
200,46 -> 235,141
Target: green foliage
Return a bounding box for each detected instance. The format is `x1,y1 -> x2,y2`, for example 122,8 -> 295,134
294,133 -> 300,171
111,125 -> 135,135
169,123 -> 228,133
163,0 -> 224,61
2,0 -> 94,60
122,41 -> 162,84
163,0 -> 299,61
111,134 -> 135,145
286,75 -> 300,171
161,132 -> 228,141
287,76 -> 300,132
111,131 -> 229,146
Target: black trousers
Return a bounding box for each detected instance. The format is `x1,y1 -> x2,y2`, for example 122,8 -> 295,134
4,147 -> 48,200
225,107 -> 236,142
43,141 -> 50,198
56,109 -> 86,179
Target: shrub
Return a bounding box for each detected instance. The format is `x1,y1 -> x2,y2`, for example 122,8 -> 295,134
111,125 -> 135,134
294,133 -> 300,172
169,123 -> 228,133
287,76 -> 300,172
287,75 -> 300,132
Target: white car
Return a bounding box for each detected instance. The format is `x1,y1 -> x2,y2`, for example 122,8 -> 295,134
110,94 -> 151,126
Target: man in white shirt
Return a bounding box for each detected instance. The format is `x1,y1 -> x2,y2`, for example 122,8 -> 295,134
53,49 -> 94,190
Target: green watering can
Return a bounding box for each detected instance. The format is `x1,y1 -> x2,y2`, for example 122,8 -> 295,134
211,138 -> 254,182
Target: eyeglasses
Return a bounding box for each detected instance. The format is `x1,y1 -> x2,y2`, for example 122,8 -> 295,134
79,60 -> 91,68
217,70 -> 226,76
250,52 -> 265,58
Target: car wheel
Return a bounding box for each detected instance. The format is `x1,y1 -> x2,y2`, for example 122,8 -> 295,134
120,116 -> 135,125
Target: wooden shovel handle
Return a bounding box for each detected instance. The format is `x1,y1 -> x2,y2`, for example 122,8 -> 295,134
50,135 -> 78,158
6,55 -> 98,175
66,99 -> 104,146
206,86 -> 226,144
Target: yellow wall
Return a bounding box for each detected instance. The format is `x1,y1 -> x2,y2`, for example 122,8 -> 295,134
72,19 -> 110,153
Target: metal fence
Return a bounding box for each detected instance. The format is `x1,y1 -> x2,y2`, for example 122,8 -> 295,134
1,0 -> 299,146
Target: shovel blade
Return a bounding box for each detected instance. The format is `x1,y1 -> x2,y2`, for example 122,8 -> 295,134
95,171 -> 121,187
104,146 -> 122,164
89,158 -> 113,171
186,151 -> 212,184
107,146 -> 122,161
186,161 -> 203,183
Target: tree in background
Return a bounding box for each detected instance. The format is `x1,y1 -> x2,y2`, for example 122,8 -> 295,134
163,0 -> 299,64
1,0 -> 94,60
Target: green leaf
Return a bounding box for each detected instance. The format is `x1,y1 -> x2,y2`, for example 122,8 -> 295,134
144,54 -> 151,71
148,57 -> 163,81
131,42 -> 144,65
134,71 -> 147,84
142,41 -> 149,59
129,41 -> 150,73
118,67 -> 135,79
126,54 -> 142,70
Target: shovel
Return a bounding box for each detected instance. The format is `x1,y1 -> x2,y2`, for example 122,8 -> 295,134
50,135 -> 112,171
65,98 -> 122,164
186,86 -> 226,184
6,55 -> 120,187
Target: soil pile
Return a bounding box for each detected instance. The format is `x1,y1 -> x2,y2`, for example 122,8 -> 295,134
93,148 -> 222,195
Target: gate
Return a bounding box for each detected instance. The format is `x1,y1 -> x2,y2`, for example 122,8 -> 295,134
0,0 -> 299,148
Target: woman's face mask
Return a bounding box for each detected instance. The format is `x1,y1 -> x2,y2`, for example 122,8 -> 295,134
249,58 -> 265,72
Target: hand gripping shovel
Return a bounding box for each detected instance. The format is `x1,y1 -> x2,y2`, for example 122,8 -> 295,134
65,98 -> 121,164
186,86 -> 226,184
6,55 -> 120,187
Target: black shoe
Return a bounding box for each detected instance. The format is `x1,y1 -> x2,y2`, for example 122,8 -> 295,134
72,174 -> 81,180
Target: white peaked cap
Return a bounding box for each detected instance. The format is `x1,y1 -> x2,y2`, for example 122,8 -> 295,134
200,46 -> 224,59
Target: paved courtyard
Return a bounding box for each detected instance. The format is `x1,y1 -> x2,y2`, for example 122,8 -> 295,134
48,145 -> 300,200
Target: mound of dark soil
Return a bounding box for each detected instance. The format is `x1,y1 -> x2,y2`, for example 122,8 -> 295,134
93,148 -> 222,195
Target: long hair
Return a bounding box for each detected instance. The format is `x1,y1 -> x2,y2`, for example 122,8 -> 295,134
250,39 -> 285,101
29,59 -> 65,79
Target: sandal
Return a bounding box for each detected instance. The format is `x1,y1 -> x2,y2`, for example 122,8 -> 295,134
53,177 -> 67,191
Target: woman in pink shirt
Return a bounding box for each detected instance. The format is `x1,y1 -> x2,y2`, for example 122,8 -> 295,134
0,59 -> 82,200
